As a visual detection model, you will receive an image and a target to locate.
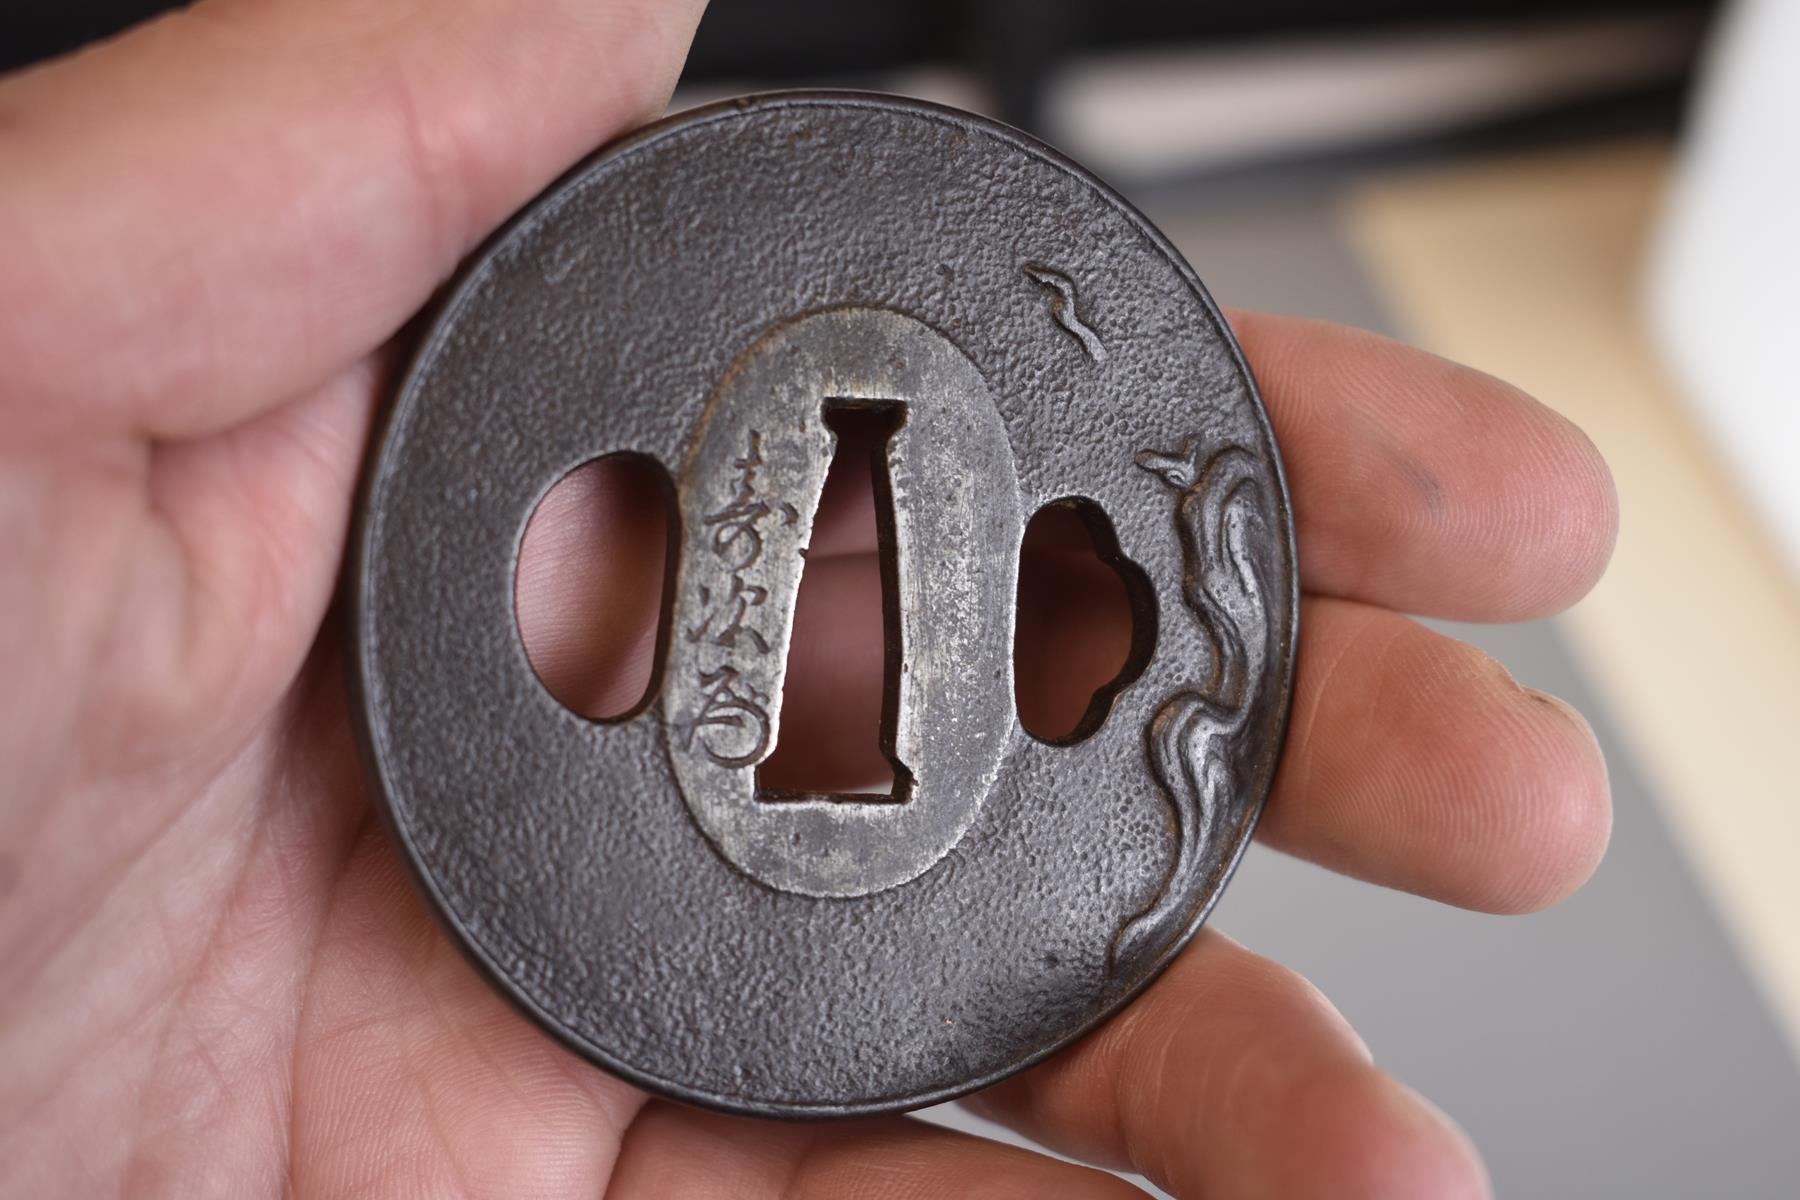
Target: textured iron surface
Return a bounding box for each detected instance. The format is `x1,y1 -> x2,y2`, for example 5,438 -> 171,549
349,91 -> 1298,1118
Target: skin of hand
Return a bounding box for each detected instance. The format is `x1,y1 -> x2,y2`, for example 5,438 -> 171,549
0,1 -> 1618,1197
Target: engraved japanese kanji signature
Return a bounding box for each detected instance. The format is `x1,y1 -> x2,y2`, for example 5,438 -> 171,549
682,430 -> 795,765
675,664 -> 772,769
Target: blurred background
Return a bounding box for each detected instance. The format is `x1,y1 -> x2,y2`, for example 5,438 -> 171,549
9,1 -> 1797,1195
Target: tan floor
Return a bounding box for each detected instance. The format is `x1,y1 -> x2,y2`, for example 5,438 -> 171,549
1346,141 -> 1800,1052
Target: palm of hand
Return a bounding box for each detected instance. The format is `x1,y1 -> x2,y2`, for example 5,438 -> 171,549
0,4 -> 1617,1197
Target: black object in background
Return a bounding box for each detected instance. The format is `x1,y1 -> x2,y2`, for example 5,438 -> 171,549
6,2 -> 1716,123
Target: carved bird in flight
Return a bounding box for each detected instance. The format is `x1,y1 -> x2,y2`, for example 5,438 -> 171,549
1023,264 -> 1108,363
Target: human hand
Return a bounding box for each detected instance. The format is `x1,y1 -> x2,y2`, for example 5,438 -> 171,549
0,2 -> 1615,1196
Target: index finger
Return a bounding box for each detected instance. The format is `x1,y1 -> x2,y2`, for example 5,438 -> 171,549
1232,311 -> 1618,622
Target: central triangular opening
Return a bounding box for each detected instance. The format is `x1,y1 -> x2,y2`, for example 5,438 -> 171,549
757,402 -> 914,803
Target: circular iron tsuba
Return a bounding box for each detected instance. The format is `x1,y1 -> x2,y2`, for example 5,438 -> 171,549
349,91 -> 1298,1119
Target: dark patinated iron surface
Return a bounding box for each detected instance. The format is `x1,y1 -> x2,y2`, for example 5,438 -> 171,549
348,91 -> 1298,1118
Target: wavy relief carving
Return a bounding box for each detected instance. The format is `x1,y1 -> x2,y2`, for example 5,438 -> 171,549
1111,441 -> 1274,979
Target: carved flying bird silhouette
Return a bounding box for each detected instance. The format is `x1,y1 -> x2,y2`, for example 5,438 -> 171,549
1023,264 -> 1108,363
